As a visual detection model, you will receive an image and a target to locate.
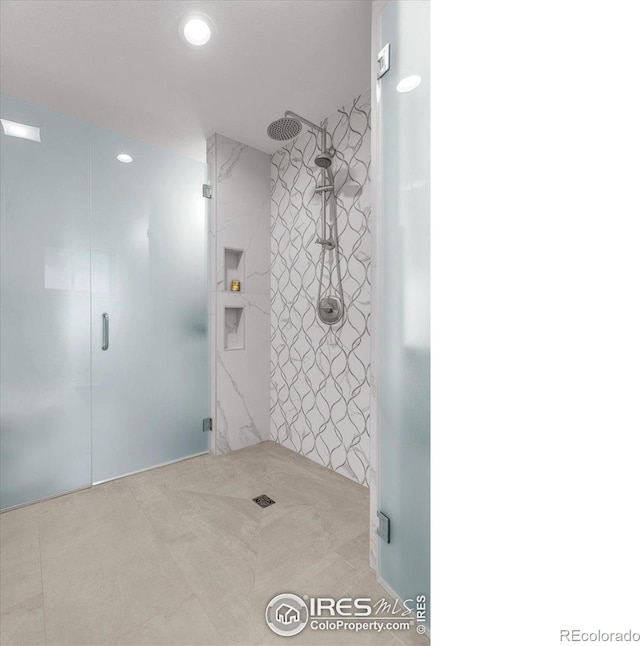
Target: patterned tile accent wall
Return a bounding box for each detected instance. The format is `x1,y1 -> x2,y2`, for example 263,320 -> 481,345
270,92 -> 371,486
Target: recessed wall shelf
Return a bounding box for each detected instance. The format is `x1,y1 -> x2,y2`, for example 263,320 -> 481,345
224,248 -> 244,292
224,306 -> 245,350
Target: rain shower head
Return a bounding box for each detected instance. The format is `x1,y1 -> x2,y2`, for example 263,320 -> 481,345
267,111 -> 332,151
267,117 -> 302,141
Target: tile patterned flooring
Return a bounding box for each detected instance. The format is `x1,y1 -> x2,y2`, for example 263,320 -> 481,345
0,441 -> 428,645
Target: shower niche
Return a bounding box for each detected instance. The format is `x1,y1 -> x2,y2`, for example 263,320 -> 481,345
224,248 -> 244,292
224,306 -> 245,350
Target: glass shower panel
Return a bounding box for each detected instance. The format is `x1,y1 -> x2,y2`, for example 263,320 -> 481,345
90,129 -> 209,483
0,95 -> 92,509
377,0 -> 430,618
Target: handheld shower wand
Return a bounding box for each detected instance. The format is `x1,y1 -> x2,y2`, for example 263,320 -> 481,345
267,111 -> 344,325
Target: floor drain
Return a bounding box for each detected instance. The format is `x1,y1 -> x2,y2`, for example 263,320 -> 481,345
253,494 -> 275,508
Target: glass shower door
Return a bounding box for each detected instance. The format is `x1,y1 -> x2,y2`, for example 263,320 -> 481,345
90,129 -> 210,483
0,95 -> 92,509
377,0 -> 430,619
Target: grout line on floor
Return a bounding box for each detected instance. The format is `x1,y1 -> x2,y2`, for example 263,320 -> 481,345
123,472 -> 260,643
115,477 -> 198,642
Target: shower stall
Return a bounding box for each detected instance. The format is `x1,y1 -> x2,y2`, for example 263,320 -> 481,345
0,95 -> 210,511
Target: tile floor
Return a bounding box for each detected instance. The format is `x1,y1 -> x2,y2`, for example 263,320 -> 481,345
0,441 -> 428,645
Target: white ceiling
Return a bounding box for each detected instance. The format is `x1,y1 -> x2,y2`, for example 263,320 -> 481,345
0,0 -> 371,160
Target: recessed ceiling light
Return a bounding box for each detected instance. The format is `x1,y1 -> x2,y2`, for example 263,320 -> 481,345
396,75 -> 422,93
117,153 -> 133,163
180,14 -> 213,46
1,118 -> 41,142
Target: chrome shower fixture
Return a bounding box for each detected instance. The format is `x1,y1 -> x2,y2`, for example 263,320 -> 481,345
314,152 -> 332,169
267,111 -> 335,155
266,110 -> 343,326
266,117 -> 301,141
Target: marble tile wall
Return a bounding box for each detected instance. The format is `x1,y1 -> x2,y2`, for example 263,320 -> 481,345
207,133 -> 271,453
270,92 -> 372,486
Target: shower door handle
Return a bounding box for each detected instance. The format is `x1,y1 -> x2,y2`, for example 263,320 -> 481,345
102,313 -> 109,351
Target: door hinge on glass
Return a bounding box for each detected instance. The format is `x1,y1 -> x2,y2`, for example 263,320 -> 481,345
377,511 -> 390,543
202,184 -> 212,199
203,417 -> 213,432
377,43 -> 390,79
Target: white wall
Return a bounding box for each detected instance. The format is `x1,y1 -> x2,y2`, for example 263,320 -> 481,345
207,133 -> 271,453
